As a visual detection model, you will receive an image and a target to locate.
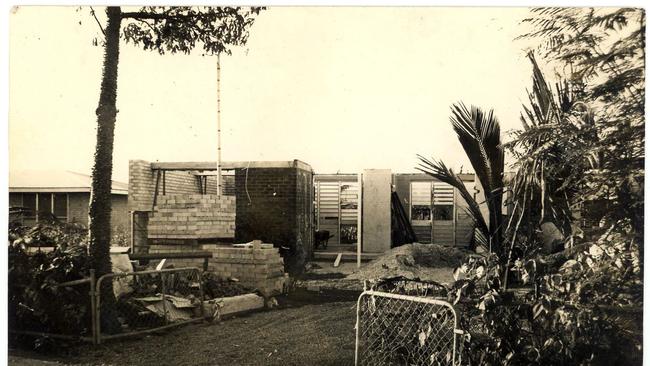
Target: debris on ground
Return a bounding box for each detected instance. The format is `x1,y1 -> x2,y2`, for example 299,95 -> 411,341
348,243 -> 469,283
202,272 -> 255,299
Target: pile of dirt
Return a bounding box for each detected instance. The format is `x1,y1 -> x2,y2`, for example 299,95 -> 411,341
348,243 -> 469,283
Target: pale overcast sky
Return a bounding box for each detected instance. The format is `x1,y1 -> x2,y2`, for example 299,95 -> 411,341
9,6 -> 536,182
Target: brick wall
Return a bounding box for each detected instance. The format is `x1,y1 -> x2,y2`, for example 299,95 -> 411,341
111,195 -> 129,235
67,192 -> 90,226
148,242 -> 286,297
129,160 -> 235,246
129,160 -> 156,212
148,194 -> 235,239
129,159 -> 225,212
234,161 -> 313,274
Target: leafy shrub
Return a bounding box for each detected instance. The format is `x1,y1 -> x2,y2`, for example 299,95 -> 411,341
451,221 -> 642,365
8,222 -> 93,347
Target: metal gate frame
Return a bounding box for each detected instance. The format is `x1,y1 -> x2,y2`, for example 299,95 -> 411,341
355,290 -> 461,366
95,267 -> 204,344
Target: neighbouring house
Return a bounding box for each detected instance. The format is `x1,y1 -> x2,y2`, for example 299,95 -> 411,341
8,170 -> 129,240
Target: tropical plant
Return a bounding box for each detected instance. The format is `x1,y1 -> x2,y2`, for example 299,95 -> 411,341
501,53 -> 600,289
86,6 -> 263,323
518,7 -> 645,241
417,103 -> 505,256
452,220 -> 642,365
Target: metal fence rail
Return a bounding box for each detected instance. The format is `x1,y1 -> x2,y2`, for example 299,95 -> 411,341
355,290 -> 460,366
10,267 -> 206,345
96,267 -> 204,344
371,277 -> 448,299
9,270 -> 97,343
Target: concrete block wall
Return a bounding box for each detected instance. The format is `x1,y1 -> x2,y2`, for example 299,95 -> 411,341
233,161 -> 313,274
148,243 -> 286,297
148,194 -> 235,239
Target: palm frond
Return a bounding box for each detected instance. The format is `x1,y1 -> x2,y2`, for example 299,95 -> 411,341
449,103 -> 505,198
416,155 -> 490,249
448,102 -> 505,253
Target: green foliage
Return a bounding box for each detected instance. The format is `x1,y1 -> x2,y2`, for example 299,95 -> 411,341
452,222 -> 642,365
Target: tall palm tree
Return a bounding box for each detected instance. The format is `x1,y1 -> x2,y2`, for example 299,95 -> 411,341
417,103 -> 504,255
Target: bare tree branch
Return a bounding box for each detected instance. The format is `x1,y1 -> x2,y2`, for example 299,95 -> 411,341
89,6 -> 105,36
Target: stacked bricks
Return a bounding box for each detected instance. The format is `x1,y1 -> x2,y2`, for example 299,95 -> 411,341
148,242 -> 287,297
149,242 -> 208,268
206,242 -> 286,297
148,194 -> 235,239
128,159 -> 229,213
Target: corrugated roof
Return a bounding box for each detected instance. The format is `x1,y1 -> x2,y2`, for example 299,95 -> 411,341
9,170 -> 128,195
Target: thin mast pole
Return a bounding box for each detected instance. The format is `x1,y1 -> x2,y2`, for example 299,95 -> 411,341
216,53 -> 222,196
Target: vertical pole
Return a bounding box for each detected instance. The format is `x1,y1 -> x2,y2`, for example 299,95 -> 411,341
216,53 -> 222,197
198,270 -> 205,321
338,181 -> 342,245
162,171 -> 166,195
357,173 -> 362,269
89,269 -> 97,345
94,274 -> 102,344
152,169 -> 161,211
453,187 -> 457,247
161,272 -> 168,325
129,211 -> 134,253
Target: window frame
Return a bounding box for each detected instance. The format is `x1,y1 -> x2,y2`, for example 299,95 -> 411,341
12,192 -> 69,224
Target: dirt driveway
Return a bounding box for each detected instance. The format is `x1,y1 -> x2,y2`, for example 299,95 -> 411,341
10,299 -> 358,366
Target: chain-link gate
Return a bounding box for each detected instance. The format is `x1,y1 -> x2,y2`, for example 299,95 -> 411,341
355,290 -> 460,366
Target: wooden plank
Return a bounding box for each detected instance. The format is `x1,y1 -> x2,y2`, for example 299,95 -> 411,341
151,160 -> 311,171
333,253 -> 343,267
202,293 -> 265,319
129,251 -> 212,260
152,170 -> 161,211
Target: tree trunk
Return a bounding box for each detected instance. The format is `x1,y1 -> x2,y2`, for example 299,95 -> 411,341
88,6 -> 122,334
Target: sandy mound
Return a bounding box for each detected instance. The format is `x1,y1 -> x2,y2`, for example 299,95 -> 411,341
348,243 -> 468,283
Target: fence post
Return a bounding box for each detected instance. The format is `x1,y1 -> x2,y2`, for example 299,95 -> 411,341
95,274 -> 104,345
89,269 -> 97,345
161,272 -> 168,325
198,269 -> 205,320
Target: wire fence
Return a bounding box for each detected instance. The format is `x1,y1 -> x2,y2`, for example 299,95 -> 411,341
9,270 -> 97,343
10,268 -> 205,345
355,290 -> 460,366
371,277 -> 448,299
96,267 -> 204,344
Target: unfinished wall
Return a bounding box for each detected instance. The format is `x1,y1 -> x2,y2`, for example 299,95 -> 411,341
148,243 -> 286,297
128,159 -> 223,212
234,160 -> 313,274
128,159 -> 234,249
148,194 -> 235,239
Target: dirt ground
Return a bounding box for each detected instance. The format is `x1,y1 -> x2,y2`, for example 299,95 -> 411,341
10,299 -> 358,366
9,252 -> 457,366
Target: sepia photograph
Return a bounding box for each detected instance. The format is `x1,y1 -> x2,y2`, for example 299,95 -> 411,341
4,3 -> 646,365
